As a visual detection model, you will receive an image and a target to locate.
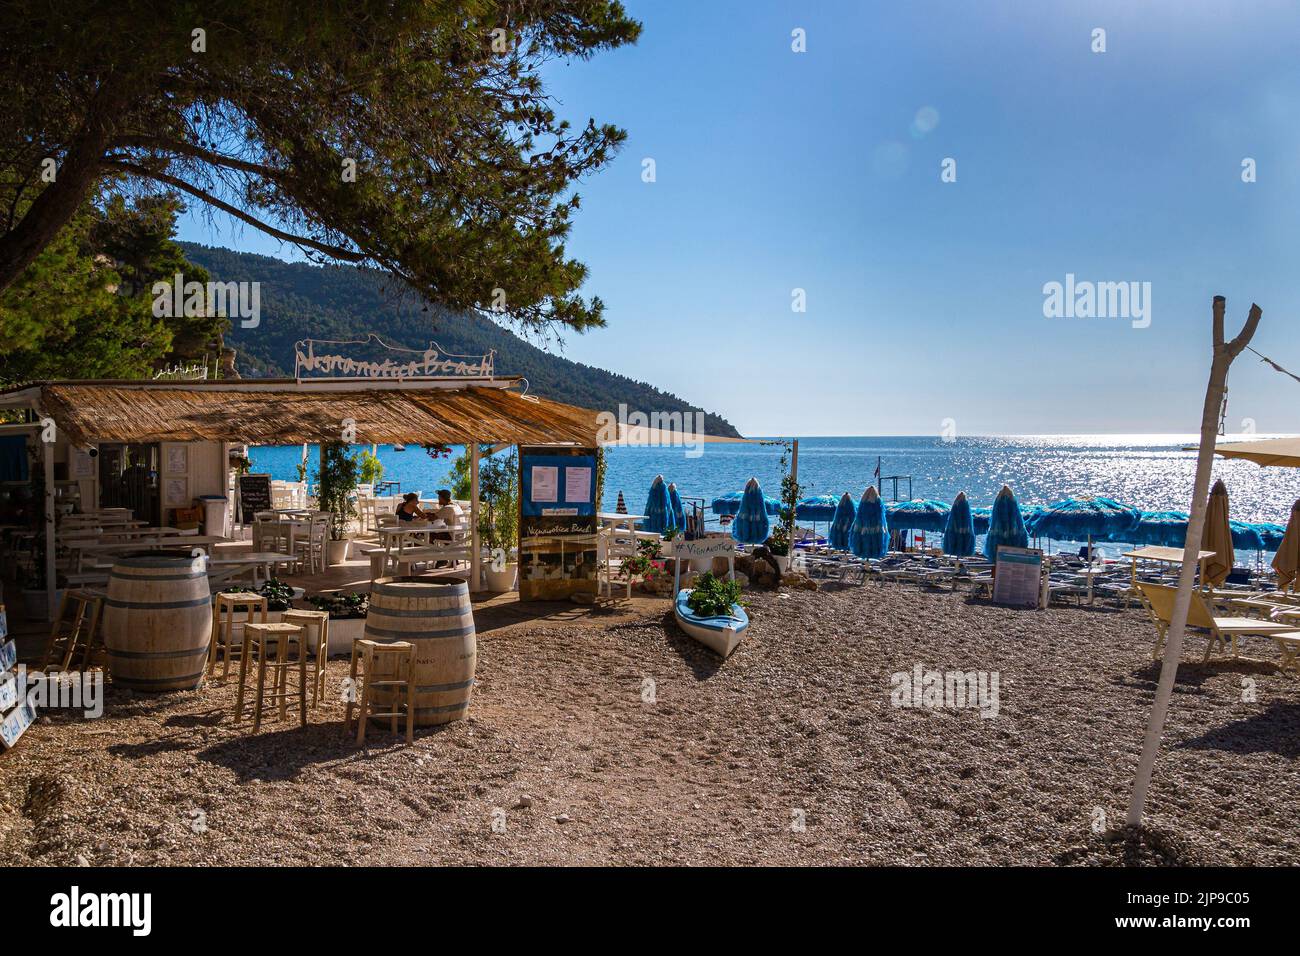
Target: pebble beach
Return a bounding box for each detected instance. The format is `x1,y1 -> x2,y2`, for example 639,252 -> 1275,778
4,583 -> 1297,867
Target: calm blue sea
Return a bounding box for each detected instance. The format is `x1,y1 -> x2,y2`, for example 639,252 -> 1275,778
249,436 -> 1300,556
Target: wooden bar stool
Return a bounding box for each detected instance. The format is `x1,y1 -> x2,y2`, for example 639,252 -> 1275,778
235,622 -> 308,732
211,591 -> 268,679
345,639 -> 415,745
282,609 -> 330,706
40,590 -> 104,672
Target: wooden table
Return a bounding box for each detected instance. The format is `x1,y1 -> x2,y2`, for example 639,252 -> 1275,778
208,551 -> 296,587
1122,546 -> 1217,591
379,521 -> 451,559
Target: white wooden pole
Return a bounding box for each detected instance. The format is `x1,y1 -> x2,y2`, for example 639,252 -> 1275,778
44,434 -> 57,623
470,441 -> 481,592
1127,296 -> 1261,826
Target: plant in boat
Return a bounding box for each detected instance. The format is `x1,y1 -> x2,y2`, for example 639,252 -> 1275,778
686,572 -> 744,618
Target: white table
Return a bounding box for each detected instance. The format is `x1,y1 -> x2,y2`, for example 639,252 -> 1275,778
208,551 -> 296,587
379,521 -> 452,559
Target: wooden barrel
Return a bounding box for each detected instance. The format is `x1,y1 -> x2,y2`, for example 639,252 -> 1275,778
365,577 -> 476,726
103,554 -> 212,692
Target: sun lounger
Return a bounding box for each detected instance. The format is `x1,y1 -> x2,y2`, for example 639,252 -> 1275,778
1137,582 -> 1300,665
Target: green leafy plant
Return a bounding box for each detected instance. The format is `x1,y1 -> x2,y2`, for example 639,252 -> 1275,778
356,449 -> 384,487
765,524 -> 790,557
294,461 -> 307,483
478,448 -> 518,556
259,578 -> 296,612
307,591 -> 368,620
686,572 -> 744,618
618,537 -> 662,580
314,440 -> 360,541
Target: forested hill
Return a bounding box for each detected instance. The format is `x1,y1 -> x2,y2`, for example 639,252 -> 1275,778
181,244 -> 740,438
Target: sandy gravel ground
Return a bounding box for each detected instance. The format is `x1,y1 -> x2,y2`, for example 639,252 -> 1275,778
3,582 -> 1298,866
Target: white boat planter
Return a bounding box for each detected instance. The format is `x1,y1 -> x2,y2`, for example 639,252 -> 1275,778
484,563 -> 517,592
772,554 -> 791,572
326,539 -> 350,566
674,588 -> 749,658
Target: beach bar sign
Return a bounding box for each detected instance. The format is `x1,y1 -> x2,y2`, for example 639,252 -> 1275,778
294,334 -> 494,381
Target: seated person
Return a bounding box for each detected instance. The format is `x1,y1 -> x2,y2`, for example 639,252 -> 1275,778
432,489 -> 464,537
395,493 -> 426,522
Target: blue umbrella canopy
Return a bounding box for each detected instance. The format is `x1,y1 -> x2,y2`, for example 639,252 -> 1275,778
732,477 -> 771,545
642,475 -> 674,534
1027,495 -> 1140,542
711,492 -> 742,516
849,486 -> 889,559
795,494 -> 839,521
942,491 -> 977,557
1230,520 -> 1266,552
971,507 -> 992,536
1253,522 -> 1287,551
886,498 -> 951,532
1118,510 -> 1190,548
828,492 -> 856,551
1020,505 -> 1046,532
668,482 -> 686,531
984,484 -> 1029,560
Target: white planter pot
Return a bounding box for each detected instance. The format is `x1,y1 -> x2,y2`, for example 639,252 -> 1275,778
773,555 -> 791,572
484,563 -> 517,592
319,616 -> 366,657
326,539 -> 350,566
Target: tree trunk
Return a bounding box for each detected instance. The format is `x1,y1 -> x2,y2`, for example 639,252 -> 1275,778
1127,296 -> 1261,825
0,84 -> 125,293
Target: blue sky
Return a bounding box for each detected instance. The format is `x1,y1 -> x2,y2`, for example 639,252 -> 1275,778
178,0 -> 1300,437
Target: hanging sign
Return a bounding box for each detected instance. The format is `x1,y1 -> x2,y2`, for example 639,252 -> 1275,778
294,334 -> 494,380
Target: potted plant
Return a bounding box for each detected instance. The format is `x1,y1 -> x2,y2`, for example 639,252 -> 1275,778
315,441 -> 360,565
478,449 -> 519,591
307,590 -> 369,655
765,525 -> 791,572
357,449 -> 384,489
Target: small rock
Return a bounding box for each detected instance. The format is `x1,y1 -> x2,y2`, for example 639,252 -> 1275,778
515,794 -> 533,809
555,813 -> 571,824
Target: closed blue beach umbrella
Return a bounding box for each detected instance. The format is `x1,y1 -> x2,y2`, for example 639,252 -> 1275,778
668,482 -> 686,531
886,498 -> 951,532
1029,495 -> 1141,543
795,495 -> 839,521
732,477 -> 771,545
642,475 -> 674,534
971,507 -> 992,536
849,486 -> 889,559
984,484 -> 1029,561
711,492 -> 743,516
828,492 -> 856,551
942,491 -> 977,557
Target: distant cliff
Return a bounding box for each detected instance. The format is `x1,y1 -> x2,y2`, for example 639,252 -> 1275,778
182,243 -> 741,438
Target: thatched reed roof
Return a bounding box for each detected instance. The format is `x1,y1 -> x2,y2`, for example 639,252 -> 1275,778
19,381 -> 601,447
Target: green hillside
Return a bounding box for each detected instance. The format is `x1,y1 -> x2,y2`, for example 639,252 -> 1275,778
181,243 -> 740,438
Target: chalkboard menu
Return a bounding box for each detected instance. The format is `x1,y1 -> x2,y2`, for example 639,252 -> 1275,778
238,473 -> 273,522
518,446 -> 599,601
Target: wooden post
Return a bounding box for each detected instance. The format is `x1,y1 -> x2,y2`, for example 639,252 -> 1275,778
1127,296 -> 1261,826
788,439 -> 799,546
44,431 -> 57,623
469,441 -> 481,592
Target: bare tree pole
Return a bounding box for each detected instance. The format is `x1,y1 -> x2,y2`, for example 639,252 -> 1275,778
1127,296 -> 1262,826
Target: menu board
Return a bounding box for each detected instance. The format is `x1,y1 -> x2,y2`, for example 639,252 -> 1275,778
238,473 -> 273,521
518,446 -> 599,601
993,546 -> 1044,608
